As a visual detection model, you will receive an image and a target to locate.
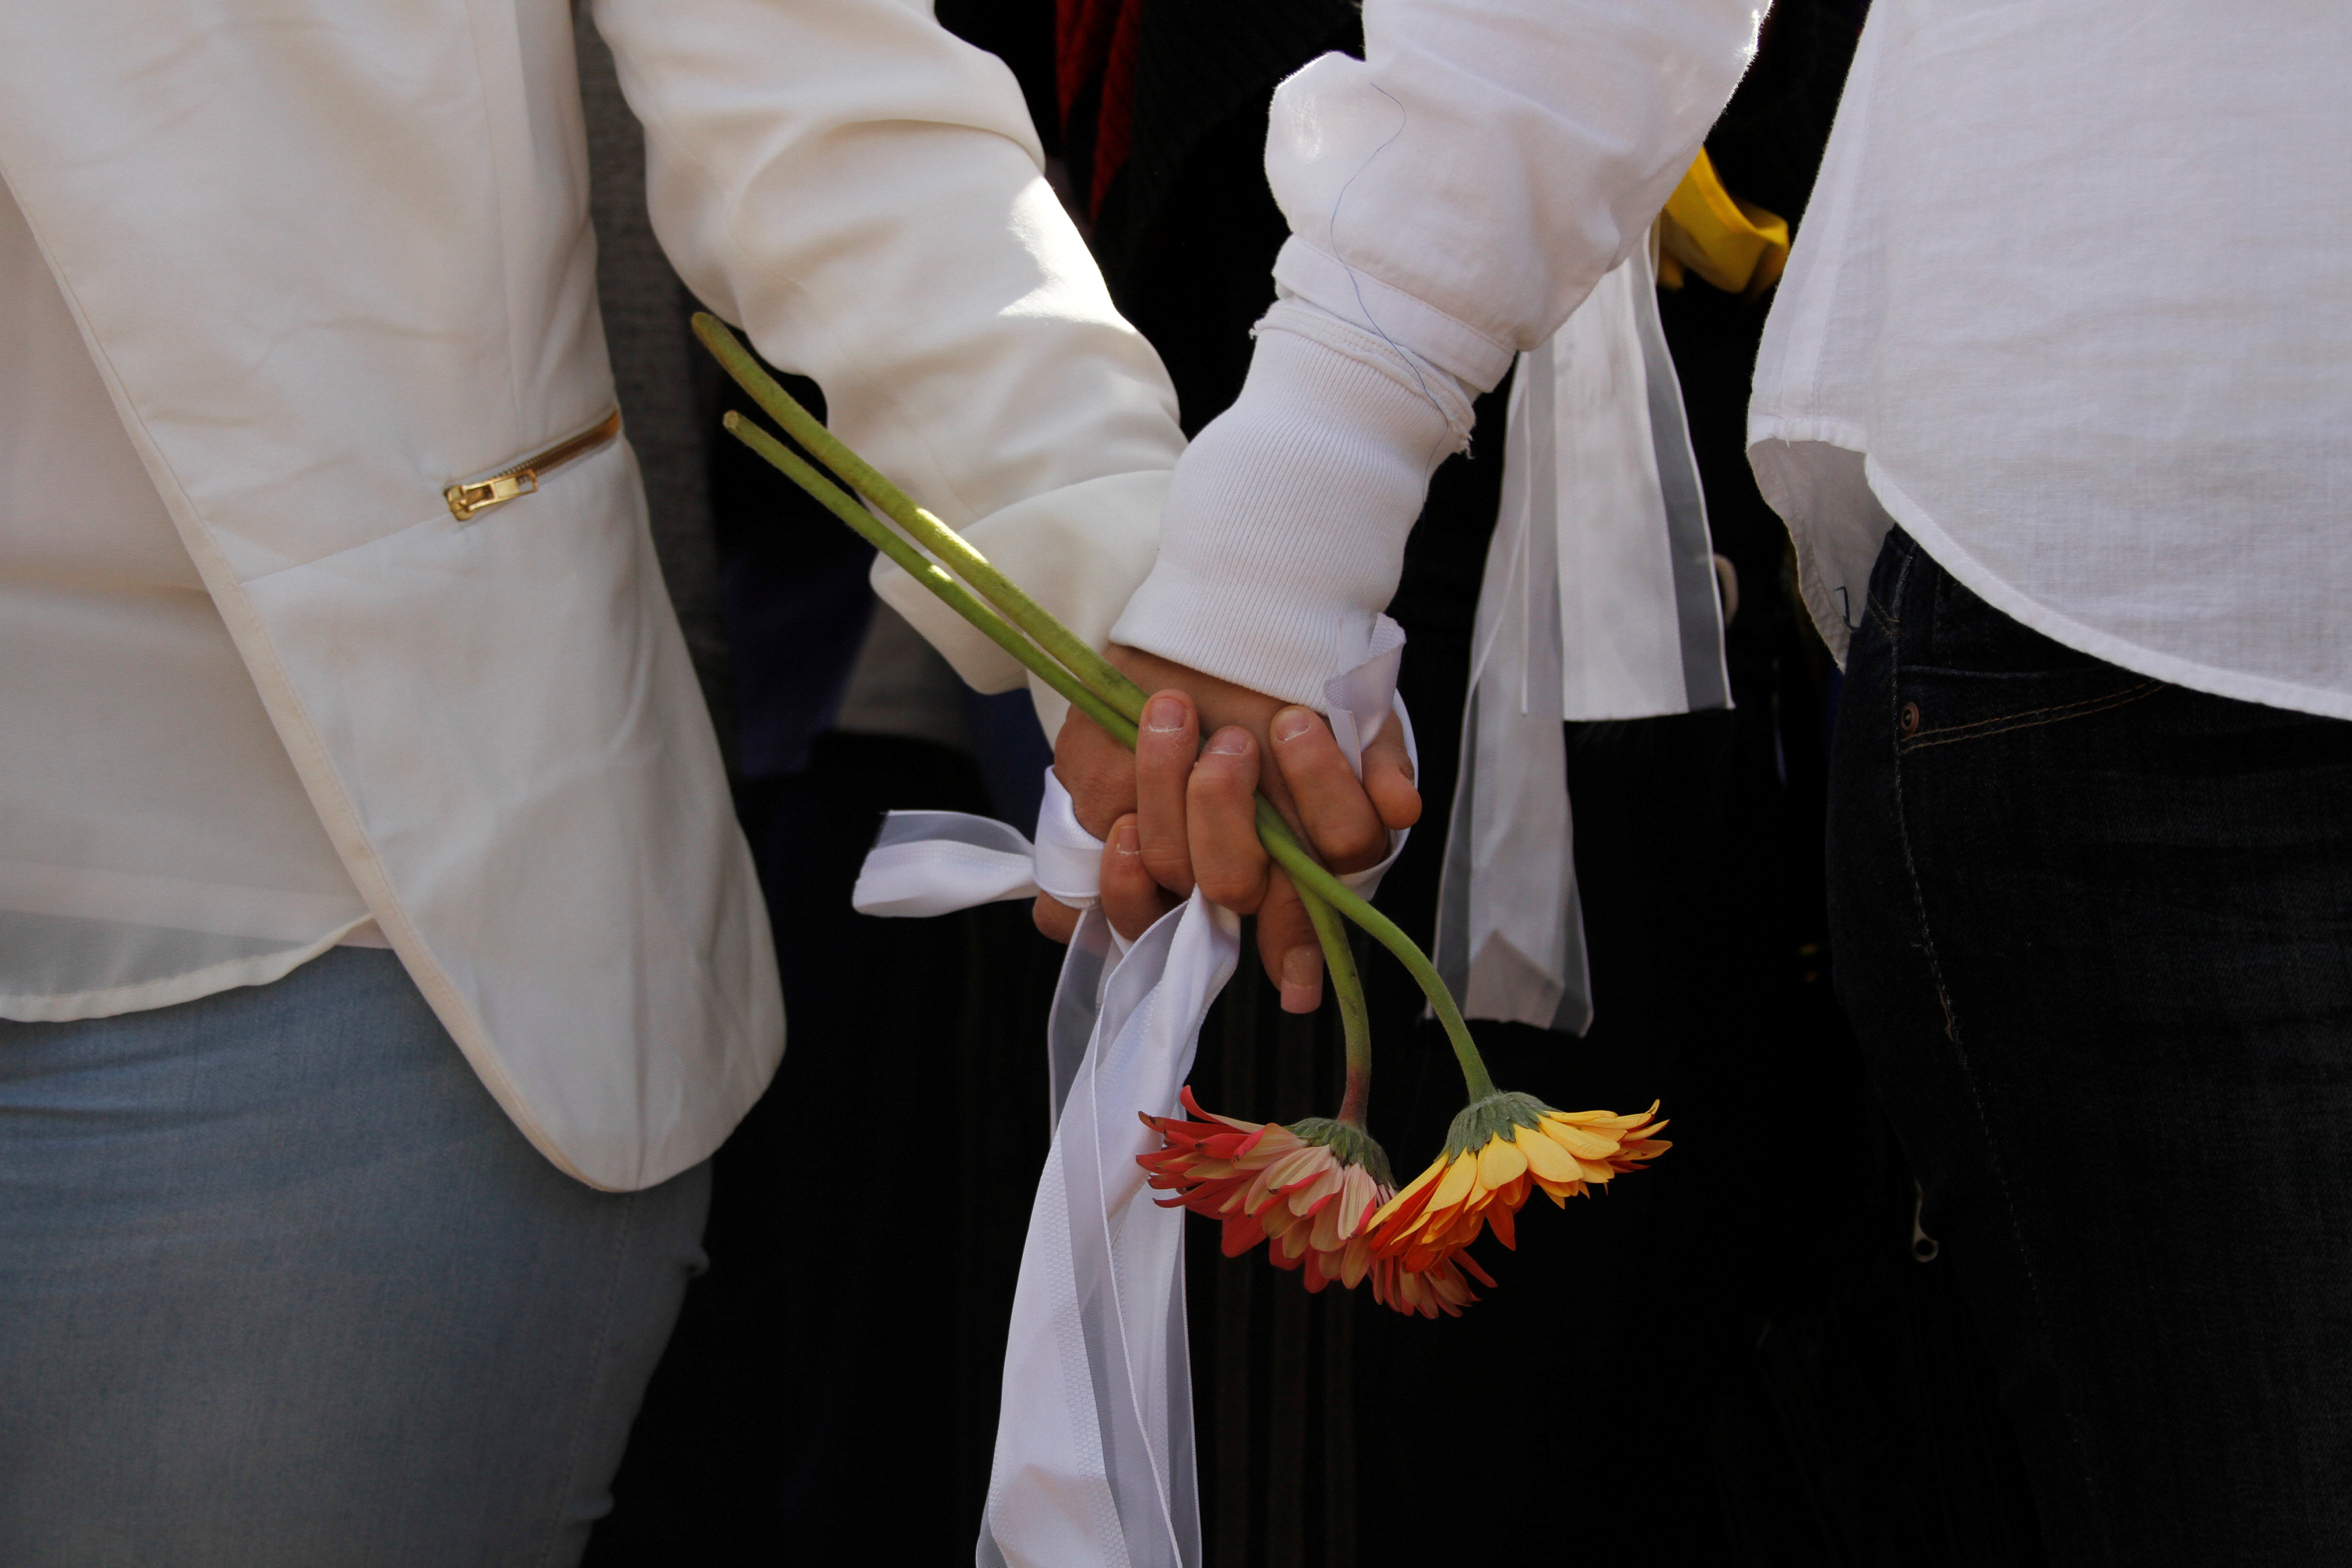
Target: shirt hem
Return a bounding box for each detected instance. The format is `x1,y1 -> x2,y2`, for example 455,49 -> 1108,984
0,914 -> 375,1024
1865,458 -> 2352,723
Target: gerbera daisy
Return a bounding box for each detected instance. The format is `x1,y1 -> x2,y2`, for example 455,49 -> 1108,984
1139,1091 -> 1410,1303
1369,1092 -> 1669,1273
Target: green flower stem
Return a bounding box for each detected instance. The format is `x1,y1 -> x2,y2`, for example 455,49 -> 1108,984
708,341 -> 1501,1108
1300,890 -> 1372,1128
1253,799 -> 1497,1104
720,414 -> 1138,748
696,314 -> 1148,722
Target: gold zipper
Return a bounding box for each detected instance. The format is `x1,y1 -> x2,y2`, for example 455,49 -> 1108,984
444,408 -> 622,521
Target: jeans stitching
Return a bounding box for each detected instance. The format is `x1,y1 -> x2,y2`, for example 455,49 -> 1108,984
1900,681 -> 2165,752
1885,550 -> 2115,1558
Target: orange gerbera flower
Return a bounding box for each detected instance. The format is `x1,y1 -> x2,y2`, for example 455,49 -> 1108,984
1374,1251 -> 1495,1319
1142,1090 -> 1452,1312
1369,1092 -> 1669,1274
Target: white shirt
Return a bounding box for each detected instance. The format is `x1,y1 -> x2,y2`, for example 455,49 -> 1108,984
1750,0 -> 2351,715
1,179 -> 374,1022
3,0 -> 1181,1187
1115,0 -> 2352,724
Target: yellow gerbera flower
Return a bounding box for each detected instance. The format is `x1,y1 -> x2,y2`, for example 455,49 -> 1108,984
1368,1093 -> 1669,1273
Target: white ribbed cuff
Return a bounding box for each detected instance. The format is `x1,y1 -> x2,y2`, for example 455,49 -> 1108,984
1111,309 -> 1474,708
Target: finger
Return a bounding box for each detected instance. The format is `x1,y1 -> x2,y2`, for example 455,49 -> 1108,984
1362,720 -> 1422,830
1187,727 -> 1270,912
1053,707 -> 1136,840
1101,816 -> 1177,941
1255,871 -> 1323,1014
1133,691 -> 1198,897
1033,893 -> 1080,945
1267,707 -> 1390,874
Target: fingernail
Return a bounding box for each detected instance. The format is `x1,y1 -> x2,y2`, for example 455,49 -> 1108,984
1271,707 -> 1315,744
1279,946 -> 1322,1012
1111,820 -> 1140,853
1205,728 -> 1251,756
1146,694 -> 1186,732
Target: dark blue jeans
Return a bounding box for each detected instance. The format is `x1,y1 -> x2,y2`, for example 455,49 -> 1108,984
1829,529 -> 2352,1561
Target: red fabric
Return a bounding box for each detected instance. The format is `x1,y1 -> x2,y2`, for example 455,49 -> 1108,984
1054,0 -> 1143,218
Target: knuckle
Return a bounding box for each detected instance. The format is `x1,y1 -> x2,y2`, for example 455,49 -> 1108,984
1053,713 -> 1104,767
1187,759 -> 1253,804
1141,852 -> 1195,896
1198,867 -> 1266,911
1327,822 -> 1387,867
1259,891 -> 1308,937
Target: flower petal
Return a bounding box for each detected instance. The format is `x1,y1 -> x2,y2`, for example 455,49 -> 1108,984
1220,1211 -> 1267,1256
1515,1126 -> 1579,1183
1534,1176 -> 1583,1206
1542,1119 -> 1621,1159
1431,1151 -> 1480,1213
1476,1135 -> 1528,1190
1372,1158 -> 1446,1225
1183,1086 -> 1262,1131
1310,1195 -> 1347,1254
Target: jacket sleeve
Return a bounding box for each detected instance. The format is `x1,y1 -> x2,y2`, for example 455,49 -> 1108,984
1111,0 -> 1761,707
590,0 -> 1183,712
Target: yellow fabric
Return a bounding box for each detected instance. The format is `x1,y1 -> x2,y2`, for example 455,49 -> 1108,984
1654,148 -> 1790,301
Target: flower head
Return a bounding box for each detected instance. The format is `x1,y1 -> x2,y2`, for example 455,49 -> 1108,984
1369,1093 -> 1669,1274
1141,1090 -> 1437,1309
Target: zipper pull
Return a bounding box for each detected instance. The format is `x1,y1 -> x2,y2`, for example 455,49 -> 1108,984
442,408 -> 622,522
445,472 -> 538,521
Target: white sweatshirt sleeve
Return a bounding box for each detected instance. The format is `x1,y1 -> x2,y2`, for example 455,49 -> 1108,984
591,0 -> 1185,705
1113,0 -> 1761,707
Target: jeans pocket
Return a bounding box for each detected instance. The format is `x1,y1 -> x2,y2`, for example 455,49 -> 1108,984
1884,534 -> 2166,749
1895,666 -> 2164,754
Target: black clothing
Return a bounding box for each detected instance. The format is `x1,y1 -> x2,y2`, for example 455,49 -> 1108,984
1832,529 -> 2352,1562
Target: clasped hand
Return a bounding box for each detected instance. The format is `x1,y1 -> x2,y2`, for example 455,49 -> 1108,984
1036,646 -> 1421,1012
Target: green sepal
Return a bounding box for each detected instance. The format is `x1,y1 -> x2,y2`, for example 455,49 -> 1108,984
1441,1091 -> 1556,1162
1286,1117 -> 1397,1190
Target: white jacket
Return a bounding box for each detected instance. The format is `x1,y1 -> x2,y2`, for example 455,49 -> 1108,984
0,0 -> 1182,1190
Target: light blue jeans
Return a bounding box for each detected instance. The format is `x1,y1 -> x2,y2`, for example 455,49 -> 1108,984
0,947 -> 710,1566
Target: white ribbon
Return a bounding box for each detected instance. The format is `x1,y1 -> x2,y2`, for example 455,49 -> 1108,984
1323,617 -> 1406,775
1433,246 -> 1729,1035
854,691 -> 1412,1568
850,812 -> 1058,918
